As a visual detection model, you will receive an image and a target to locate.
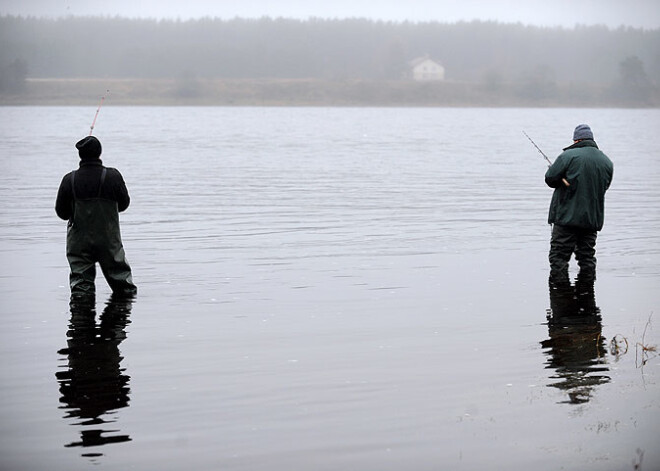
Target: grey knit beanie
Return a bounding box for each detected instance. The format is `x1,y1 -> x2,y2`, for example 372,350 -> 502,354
573,124 -> 594,141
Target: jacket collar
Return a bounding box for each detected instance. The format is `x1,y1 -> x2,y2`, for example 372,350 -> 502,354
563,139 -> 598,151
79,159 -> 103,168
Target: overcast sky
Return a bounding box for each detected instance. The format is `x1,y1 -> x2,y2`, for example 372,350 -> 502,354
1,0 -> 659,29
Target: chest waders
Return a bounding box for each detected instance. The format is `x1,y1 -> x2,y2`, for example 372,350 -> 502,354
67,169 -> 136,296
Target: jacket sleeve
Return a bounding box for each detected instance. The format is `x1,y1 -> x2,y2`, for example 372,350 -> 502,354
545,154 -> 569,188
605,163 -> 614,191
112,169 -> 131,212
55,173 -> 73,220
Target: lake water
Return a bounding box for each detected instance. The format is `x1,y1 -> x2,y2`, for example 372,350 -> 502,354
0,106 -> 659,470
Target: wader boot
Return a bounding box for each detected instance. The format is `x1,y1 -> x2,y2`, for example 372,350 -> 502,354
67,169 -> 137,297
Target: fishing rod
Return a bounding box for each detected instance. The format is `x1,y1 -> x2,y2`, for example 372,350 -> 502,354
89,90 -> 110,135
523,130 -> 569,187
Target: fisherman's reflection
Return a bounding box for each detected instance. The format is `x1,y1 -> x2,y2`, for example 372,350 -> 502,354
56,294 -> 134,452
541,282 -> 609,404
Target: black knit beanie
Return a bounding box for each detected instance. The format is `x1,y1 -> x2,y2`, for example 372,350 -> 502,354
75,136 -> 102,160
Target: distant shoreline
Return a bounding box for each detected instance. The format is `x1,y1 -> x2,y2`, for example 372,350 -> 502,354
1,78 -> 657,108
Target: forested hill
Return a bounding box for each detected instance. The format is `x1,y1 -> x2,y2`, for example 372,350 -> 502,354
1,16 -> 658,106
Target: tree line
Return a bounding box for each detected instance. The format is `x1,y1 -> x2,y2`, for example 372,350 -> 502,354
1,15 -> 658,104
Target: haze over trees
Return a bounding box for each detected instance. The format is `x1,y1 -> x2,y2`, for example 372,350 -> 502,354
0,15 -> 658,105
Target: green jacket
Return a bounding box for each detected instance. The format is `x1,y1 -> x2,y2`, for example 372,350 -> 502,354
545,139 -> 613,231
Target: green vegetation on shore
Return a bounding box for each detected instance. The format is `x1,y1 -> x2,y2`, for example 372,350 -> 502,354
2,77 -> 657,107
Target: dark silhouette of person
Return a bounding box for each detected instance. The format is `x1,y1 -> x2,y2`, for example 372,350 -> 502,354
545,124 -> 613,287
56,293 -> 134,454
55,136 -> 137,298
541,281 -> 609,404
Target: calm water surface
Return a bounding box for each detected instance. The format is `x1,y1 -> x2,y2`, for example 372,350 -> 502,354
0,106 -> 659,470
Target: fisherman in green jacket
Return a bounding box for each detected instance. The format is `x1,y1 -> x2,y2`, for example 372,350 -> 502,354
56,136 -> 137,298
545,124 -> 613,287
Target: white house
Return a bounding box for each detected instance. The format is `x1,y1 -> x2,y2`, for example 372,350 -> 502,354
409,55 -> 445,81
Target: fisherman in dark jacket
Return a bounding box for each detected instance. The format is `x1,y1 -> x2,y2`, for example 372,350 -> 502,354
56,136 -> 137,298
545,124 -> 613,286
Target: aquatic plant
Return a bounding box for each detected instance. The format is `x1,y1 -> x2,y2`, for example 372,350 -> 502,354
636,313 -> 657,368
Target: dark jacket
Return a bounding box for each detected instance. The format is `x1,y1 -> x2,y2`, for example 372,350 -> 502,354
56,159 -> 130,221
545,140 -> 613,231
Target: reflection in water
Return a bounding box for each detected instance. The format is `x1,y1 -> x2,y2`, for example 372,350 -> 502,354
56,294 -> 134,457
541,282 -> 609,404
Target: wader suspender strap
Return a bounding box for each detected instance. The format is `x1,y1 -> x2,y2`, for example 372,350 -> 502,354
70,170 -> 76,199
98,168 -> 107,197
70,168 -> 107,199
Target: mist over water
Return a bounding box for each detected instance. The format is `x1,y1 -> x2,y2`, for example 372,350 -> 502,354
0,106 -> 658,470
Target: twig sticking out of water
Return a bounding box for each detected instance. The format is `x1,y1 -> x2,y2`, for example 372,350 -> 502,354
633,447 -> 644,470
636,313 -> 657,368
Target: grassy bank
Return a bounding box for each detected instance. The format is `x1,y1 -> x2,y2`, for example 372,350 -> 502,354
1,78 -> 657,107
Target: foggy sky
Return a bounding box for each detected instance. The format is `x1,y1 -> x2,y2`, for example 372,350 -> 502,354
1,0 -> 660,29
